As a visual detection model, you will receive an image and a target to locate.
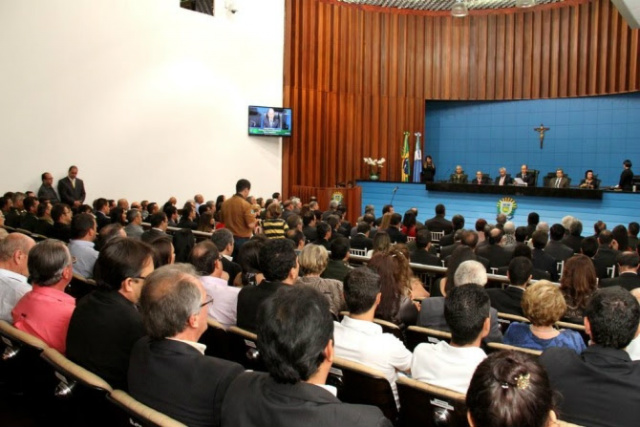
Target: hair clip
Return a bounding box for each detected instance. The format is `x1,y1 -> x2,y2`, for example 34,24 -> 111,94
515,373 -> 531,390
500,382 -> 509,389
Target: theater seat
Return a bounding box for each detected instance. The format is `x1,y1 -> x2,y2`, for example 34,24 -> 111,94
108,389 -> 187,427
373,317 -> 405,342
485,342 -> 542,356
198,318 -> 231,360
396,376 -> 468,427
227,326 -> 266,372
404,325 -> 452,351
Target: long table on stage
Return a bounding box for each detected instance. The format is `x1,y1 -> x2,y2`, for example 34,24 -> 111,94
425,182 -> 604,200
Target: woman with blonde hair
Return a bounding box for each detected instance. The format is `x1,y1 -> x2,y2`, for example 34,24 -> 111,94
367,230 -> 391,257
560,254 -> 598,323
504,281 -> 586,353
295,244 -> 346,316
378,212 -> 392,231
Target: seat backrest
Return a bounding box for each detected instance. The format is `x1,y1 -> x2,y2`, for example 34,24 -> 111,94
108,389 -> 187,427
405,326 -> 452,351
529,169 -> 540,186
41,347 -> 112,394
198,318 -> 231,360
373,318 -> 405,342
496,312 -> 530,334
485,342 -> 542,356
350,248 -> 367,257
330,357 -> 398,423
227,326 -> 266,372
396,376 -> 468,427
66,273 -> 98,299
431,231 -> 445,242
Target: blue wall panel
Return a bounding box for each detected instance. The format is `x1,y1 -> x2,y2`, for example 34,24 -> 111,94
358,181 -> 640,231
425,93 -> 640,187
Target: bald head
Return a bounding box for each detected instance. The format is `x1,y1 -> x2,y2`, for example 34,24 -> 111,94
0,233 -> 36,276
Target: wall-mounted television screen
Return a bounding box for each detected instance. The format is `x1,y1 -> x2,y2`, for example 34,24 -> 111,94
248,105 -> 292,137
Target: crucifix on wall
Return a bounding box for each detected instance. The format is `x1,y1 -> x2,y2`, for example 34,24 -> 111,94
534,123 -> 550,149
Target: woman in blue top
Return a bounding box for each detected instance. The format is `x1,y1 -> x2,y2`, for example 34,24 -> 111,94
504,280 -> 586,354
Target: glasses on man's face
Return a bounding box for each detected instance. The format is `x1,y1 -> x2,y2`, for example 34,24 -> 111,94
200,297 -> 214,308
131,275 -> 149,282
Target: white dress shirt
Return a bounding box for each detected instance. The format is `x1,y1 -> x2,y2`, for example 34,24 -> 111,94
200,275 -> 240,328
0,268 -> 31,322
333,316 -> 412,407
411,341 -> 486,394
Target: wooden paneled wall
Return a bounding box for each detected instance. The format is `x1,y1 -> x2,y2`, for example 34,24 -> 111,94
282,0 -> 640,195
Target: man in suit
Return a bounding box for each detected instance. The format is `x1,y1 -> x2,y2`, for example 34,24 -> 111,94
471,171 -> 490,185
531,231 -> 559,281
486,257 -> 532,317
593,230 -> 621,279
547,168 -> 570,188
545,223 -> 574,262
129,264 -> 244,427
351,221 -> 374,251
211,229 -> 242,287
449,165 -> 468,184
49,203 -> 73,242
385,213 -> 407,244
19,196 -> 39,232
628,222 -> 639,252
616,159 -> 634,191
92,198 -> 111,231
141,213 -> 168,244
561,217 -> 584,254
515,164 -> 536,187
439,214 -> 464,248
425,204 -> 453,234
540,287 -> 640,427
262,107 -> 280,128
600,252 -> 640,291
37,172 -> 59,204
236,239 -> 298,332
494,167 -> 513,186
302,211 -> 318,243
57,165 -> 86,209
410,229 -> 440,266
124,209 -> 144,239
321,237 -> 353,283
222,285 -> 392,427
440,230 -> 463,261
475,228 -> 512,270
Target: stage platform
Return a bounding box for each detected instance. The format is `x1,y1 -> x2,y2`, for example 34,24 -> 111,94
357,181 -> 640,230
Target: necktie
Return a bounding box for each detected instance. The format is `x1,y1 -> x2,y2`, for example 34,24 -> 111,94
72,179 -> 75,189
556,179 -> 560,188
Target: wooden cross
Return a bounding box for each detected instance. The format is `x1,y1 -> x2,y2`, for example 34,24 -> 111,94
534,123 -> 550,149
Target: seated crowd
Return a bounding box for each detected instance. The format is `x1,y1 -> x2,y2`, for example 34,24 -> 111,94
1,175 -> 640,427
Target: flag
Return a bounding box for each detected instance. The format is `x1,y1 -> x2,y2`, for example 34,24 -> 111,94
401,131 -> 410,182
412,132 -> 422,183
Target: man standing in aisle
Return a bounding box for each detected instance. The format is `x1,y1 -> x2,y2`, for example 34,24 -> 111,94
221,179 -> 256,257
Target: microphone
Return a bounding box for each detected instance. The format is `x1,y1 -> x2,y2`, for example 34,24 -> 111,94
390,186 -> 399,205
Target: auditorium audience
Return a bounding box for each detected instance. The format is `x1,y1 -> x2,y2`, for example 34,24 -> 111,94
66,238 -> 155,390
486,256 -> 533,317
625,288 -> 640,361
67,213 -> 99,278
124,209 -> 144,239
50,203 -> 73,242
12,240 -> 75,354
580,236 -> 598,258
321,237 -> 352,283
351,222 -> 374,251
177,204 -> 198,230
221,179 -> 256,256
95,223 -> 126,251
593,219 -> 607,237
400,211 -> 417,238
211,228 -> 241,287
37,172 -> 60,204
0,233 -> 36,322
4,192 -> 24,228
467,351 -> 558,427
530,230 -> 559,281
413,284 -> 489,394
540,287 -> 640,427
544,223 -> 574,262
628,221 -> 639,251
409,229 -> 440,267
386,213 -> 408,244
141,212 -> 168,243
148,235 -> 175,268
525,212 -> 539,239
129,264 -> 243,427
600,252 -> 640,291
312,221 -> 332,250
424,204 -> 453,233
110,207 -> 127,226
476,227 -> 511,270
19,196 -> 39,232
503,281 -> 586,353
262,202 -> 289,239
296,244 -> 345,316
302,211 -> 318,242
234,237 -> 265,287
33,200 -> 54,236
368,230 -> 391,257
593,229 -> 621,279
559,254 -> 597,323
439,214 -> 464,247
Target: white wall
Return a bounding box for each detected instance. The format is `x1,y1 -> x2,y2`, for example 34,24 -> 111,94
0,0 -> 284,205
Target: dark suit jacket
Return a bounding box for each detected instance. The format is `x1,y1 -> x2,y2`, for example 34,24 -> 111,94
58,177 -> 86,206
494,174 -> 514,186
50,222 -> 72,242
410,248 -> 441,267
95,211 -> 111,231
561,234 -> 583,254
438,232 -> 456,248
471,177 -> 491,185
221,372 -> 392,427
66,290 -> 144,390
547,177 -> 570,188
486,286 -> 525,317
236,280 -> 285,332
385,227 -> 407,244
540,346 -> 640,427
476,245 -> 512,269
37,184 -> 60,203
599,272 -> 640,291
4,208 -> 22,228
33,219 -> 53,236
619,168 -> 634,191
19,213 -> 38,232
544,240 -> 574,262
532,248 -> 559,281
439,242 -> 461,260
141,228 -> 167,244
222,257 -> 242,287
424,215 -> 453,234
303,225 -> 318,243
321,259 -> 352,283
417,297 -> 502,343
515,172 -> 536,187
593,246 -> 620,279
350,233 -> 373,251
129,337 -> 244,427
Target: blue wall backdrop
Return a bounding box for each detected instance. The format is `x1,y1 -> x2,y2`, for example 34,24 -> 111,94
425,92 -> 640,187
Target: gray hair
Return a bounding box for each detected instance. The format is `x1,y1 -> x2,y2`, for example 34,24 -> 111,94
454,260 -> 487,287
0,233 -> 35,263
561,215 -> 574,230
211,228 -> 234,252
504,221 -> 515,234
536,222 -> 549,234
126,209 -> 141,223
329,200 -> 339,209
139,264 -> 202,339
28,240 -> 71,286
499,167 -> 506,173
290,197 -> 301,207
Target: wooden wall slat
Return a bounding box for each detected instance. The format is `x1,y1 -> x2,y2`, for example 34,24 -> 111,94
283,0 -> 640,194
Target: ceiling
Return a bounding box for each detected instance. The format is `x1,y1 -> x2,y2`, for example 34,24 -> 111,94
337,0 -> 567,12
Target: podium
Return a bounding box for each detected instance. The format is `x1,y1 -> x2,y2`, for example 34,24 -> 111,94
292,185 -> 362,225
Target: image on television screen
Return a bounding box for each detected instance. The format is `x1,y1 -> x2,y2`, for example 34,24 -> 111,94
248,106 -> 292,137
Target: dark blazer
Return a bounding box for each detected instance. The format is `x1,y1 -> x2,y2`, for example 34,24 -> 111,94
579,178 -> 600,189
515,172 -> 536,187
19,213 -> 38,232
33,219 -> 53,236
57,177 -> 86,206
561,234 -> 583,254
599,272 -> 640,291
540,346 -> 640,427
438,232 -> 456,248
221,257 -> 242,287
95,211 -> 111,231
449,173 -> 468,184
424,215 -> 453,234
532,248 -> 559,281
303,225 -> 318,243
236,280 -> 285,333
321,259 -> 352,283
547,177 -> 570,188
177,218 -> 198,230
385,227 -> 407,244
4,208 -> 22,228
37,185 -> 60,203
496,266 -> 550,281
350,233 -> 373,251
50,222 -> 72,242
439,242 -> 461,260
410,248 -> 441,267
66,290 -> 144,390
129,337 -> 244,427
417,297 -> 502,343
471,177 -> 491,185
486,286 -> 525,317
141,228 -> 167,244
593,246 -> 620,279
494,174 -> 514,186
619,168 -> 634,191
544,240 -> 574,262
476,245 -> 512,269
221,372 -> 392,427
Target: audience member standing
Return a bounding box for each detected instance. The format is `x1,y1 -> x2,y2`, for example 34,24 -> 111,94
57,165 -> 86,210
37,172 -> 60,203
221,179 -> 256,257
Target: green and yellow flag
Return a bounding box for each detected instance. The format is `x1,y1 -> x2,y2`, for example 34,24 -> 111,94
401,131 -> 410,182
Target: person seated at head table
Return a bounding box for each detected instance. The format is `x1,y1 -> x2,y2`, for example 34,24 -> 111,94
579,169 -> 599,189
494,167 -> 513,186
471,171 -> 490,185
449,165 -> 468,184
515,164 -> 536,187
547,169 -> 570,188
